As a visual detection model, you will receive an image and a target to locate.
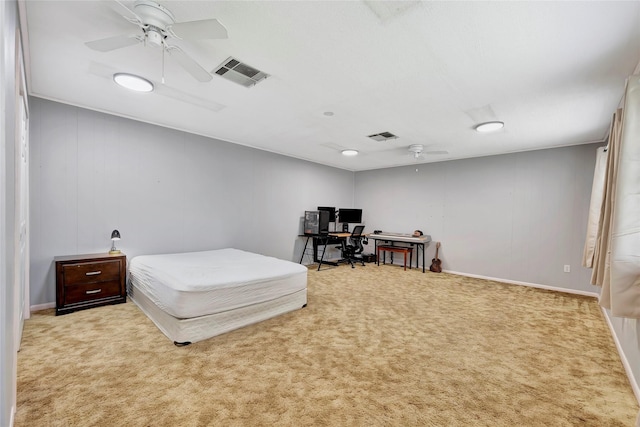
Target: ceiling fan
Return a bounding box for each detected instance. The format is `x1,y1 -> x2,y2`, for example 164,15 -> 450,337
408,144 -> 448,160
85,0 -> 228,82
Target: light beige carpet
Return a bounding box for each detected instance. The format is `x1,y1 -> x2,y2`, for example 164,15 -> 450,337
16,264 -> 639,426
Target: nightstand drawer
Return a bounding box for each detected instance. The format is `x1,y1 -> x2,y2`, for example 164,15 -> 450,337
64,279 -> 122,304
62,260 -> 121,285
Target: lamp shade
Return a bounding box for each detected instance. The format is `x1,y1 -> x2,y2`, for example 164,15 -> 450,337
111,229 -> 121,240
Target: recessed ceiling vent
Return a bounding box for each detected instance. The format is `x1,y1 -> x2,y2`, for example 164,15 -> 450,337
213,57 -> 269,88
368,131 -> 398,141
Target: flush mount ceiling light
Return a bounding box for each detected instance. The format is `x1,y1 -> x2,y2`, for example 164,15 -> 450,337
113,73 -> 154,92
342,149 -> 359,156
475,121 -> 504,133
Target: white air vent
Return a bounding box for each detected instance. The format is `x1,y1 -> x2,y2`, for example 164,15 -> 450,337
212,57 -> 269,88
368,131 -> 398,141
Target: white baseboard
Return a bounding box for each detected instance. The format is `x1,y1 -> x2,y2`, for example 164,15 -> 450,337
601,308 -> 640,406
30,302 -> 55,312
443,269 -> 600,298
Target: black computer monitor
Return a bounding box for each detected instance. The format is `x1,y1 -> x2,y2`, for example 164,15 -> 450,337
317,206 -> 336,222
338,208 -> 362,223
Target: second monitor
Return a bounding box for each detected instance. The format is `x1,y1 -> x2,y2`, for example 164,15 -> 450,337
338,208 -> 362,224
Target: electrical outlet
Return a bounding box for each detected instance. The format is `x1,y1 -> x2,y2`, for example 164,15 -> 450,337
564,265 -> 571,273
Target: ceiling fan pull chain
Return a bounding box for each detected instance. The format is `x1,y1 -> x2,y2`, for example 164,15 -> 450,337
162,44 -> 166,84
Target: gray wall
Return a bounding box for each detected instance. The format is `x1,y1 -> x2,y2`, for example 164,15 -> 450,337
29,97 -> 354,306
355,145 -> 599,293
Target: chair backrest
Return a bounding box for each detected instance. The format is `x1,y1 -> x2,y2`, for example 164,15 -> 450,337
348,225 -> 365,253
351,225 -> 365,237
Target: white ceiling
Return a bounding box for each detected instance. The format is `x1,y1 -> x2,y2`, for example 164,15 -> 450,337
21,0 -> 640,171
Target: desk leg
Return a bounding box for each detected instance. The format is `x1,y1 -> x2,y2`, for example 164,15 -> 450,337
410,244 -> 413,269
422,243 -> 425,273
317,236 -> 327,271
313,238 -> 320,263
299,236 -> 310,264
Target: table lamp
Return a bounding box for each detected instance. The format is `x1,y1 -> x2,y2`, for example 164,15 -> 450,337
109,229 -> 121,254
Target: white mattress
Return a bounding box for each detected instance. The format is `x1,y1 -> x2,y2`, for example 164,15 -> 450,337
128,248 -> 308,318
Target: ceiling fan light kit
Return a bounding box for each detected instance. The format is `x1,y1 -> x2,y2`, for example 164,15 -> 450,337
475,121 -> 504,133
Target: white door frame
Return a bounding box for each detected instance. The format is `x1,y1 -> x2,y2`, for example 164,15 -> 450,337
14,94 -> 28,348
14,27 -> 29,356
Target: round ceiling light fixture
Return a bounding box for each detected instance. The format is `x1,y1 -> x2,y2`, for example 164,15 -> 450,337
341,149 -> 359,156
475,121 -> 504,133
113,73 -> 154,93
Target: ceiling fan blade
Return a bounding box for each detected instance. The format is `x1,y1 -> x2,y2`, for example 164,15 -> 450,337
154,85 -> 226,112
87,61 -> 225,112
85,34 -> 141,52
113,0 -> 143,22
166,45 -> 212,82
169,19 -> 228,40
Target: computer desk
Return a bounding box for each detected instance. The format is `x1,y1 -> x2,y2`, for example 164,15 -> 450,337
369,233 -> 432,273
299,232 -> 353,270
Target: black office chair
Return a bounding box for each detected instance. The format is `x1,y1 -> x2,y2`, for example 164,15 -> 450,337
342,225 -> 367,268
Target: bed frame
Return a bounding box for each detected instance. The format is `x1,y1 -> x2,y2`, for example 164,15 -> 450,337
129,282 -> 307,345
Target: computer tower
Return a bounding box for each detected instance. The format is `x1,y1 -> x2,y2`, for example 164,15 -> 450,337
304,211 -> 319,234
304,210 -> 329,235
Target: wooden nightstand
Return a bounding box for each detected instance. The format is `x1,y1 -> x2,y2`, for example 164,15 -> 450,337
55,253 -> 127,315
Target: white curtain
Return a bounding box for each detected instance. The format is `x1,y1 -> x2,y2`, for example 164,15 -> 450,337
590,110 -> 621,305
582,146 -> 607,268
587,75 -> 640,318
608,75 -> 640,318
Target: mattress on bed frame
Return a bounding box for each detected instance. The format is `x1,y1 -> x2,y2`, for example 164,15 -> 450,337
128,248 -> 308,319
129,283 -> 307,344
127,248 -> 308,344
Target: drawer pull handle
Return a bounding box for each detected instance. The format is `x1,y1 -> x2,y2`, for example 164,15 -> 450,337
85,289 -> 102,295
85,271 -> 102,276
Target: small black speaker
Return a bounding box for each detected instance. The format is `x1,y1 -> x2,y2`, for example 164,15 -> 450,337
362,253 -> 376,263
342,222 -> 349,232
